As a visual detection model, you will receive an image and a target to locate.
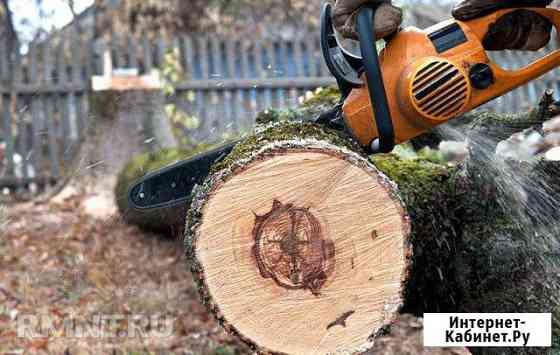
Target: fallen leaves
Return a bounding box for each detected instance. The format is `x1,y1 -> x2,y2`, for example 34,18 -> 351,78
1,193 -> 248,354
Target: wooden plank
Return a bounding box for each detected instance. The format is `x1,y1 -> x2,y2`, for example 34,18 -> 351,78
91,37 -> 103,76
209,38 -> 222,134
175,77 -> 335,90
235,89 -> 245,131
276,87 -> 286,108
58,94 -> 73,163
265,40 -> 277,78
240,40 -> 251,79
263,88 -> 272,110
254,41 -> 265,79
171,36 -> 181,65
2,95 -> 14,175
255,88 -> 264,113
0,84 -> 89,94
225,88 -> 237,132
112,31 -> 124,69
17,96 -> 29,180
317,37 -> 329,76
289,88 -> 299,108
155,32 -> 166,69
194,90 -> 207,140
225,39 -> 236,79
30,96 -> 43,171
128,34 -> 139,69
279,39 -> 289,77
305,35 -> 319,77
181,35 -> 195,79
14,47 -> 23,86
43,95 -> 60,178
43,41 -> 53,84
82,37 -> 91,79
293,38 -> 305,77
198,37 -> 210,79
72,32 -> 82,84
29,42 -> 38,86
142,33 -> 153,73
210,37 -> 222,79
0,41 -> 7,82
75,93 -> 85,140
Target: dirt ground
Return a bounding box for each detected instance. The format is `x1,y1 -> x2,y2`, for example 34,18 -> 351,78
0,182 -> 249,355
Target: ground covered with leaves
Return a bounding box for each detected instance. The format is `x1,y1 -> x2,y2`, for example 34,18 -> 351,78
0,183 -> 249,355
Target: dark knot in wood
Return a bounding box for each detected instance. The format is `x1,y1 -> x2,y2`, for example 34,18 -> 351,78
252,200 -> 335,295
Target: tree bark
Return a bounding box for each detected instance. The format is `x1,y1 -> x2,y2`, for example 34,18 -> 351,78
183,104 -> 560,354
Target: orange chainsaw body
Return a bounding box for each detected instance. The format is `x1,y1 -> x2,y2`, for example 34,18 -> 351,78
343,7 -> 560,147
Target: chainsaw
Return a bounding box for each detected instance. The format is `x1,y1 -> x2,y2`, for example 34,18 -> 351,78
128,3 -> 560,212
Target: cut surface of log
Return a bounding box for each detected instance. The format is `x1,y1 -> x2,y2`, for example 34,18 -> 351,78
187,134 -> 411,354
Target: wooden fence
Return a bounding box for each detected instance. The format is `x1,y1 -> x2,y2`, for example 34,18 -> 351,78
1,32 -> 560,197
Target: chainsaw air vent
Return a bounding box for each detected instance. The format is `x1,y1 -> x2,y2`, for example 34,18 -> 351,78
411,60 -> 469,121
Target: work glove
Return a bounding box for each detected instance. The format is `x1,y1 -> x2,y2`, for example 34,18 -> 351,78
333,0 -> 554,51
333,0 -> 402,41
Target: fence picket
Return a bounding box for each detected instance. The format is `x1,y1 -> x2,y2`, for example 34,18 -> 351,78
29,43 -> 38,87
306,35 -> 319,77
209,38 -> 222,134
181,35 -> 195,79
75,93 -> 85,140
72,33 -> 82,84
43,42 -> 53,84
142,33 -> 153,74
279,39 -> 290,78
17,97 -> 29,181
112,31 -> 124,69
30,97 -> 42,172
199,37 -> 210,79
254,41 -> 265,79
225,40 -> 238,131
265,41 -> 276,78
128,34 -> 138,69
56,36 -> 67,85
2,95 -> 14,176
43,95 -> 60,178
293,38 -> 305,77
240,40 -> 250,79
0,41 -> 7,82
156,32 -> 167,69
58,94 -> 72,162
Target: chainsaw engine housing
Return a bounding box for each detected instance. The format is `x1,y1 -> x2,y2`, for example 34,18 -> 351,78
340,8 -> 560,147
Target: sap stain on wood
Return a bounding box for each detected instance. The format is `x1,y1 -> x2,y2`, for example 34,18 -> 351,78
252,199 -> 335,295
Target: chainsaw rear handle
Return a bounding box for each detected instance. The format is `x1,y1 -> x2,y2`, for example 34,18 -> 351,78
461,7 -> 560,106
356,6 -> 395,153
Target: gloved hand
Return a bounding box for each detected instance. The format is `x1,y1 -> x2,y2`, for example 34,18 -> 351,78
333,0 -> 402,41
333,0 -> 554,51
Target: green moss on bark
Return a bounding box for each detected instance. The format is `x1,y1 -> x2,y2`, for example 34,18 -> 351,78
89,91 -> 120,121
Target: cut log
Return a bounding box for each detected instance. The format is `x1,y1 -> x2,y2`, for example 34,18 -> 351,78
187,137 -> 411,354
185,116 -> 559,354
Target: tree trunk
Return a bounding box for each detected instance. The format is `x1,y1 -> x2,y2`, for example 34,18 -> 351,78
186,126 -> 411,354
184,111 -> 559,354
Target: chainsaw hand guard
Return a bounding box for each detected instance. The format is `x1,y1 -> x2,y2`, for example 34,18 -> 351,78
321,3 -> 396,153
